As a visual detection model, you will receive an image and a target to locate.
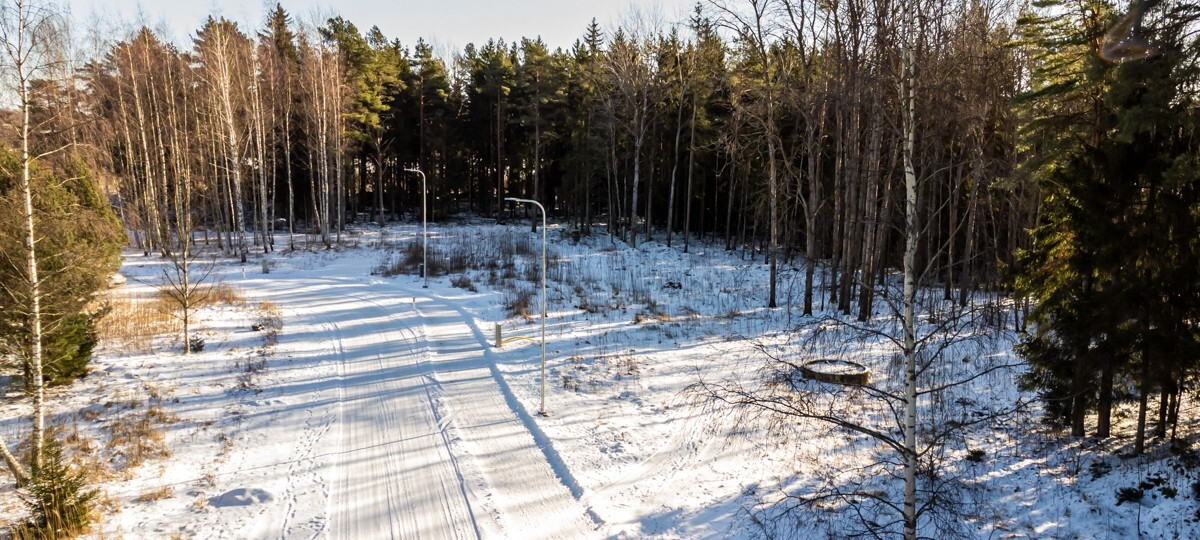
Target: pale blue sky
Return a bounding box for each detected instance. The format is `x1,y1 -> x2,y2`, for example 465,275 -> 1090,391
71,0 -> 699,53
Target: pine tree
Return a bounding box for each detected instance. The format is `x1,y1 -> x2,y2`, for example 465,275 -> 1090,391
516,37 -> 565,224
330,21 -> 403,229
1016,0 -> 1200,447
468,39 -> 516,215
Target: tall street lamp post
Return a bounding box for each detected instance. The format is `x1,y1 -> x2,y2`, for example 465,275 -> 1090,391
405,168 -> 428,288
505,197 -> 548,416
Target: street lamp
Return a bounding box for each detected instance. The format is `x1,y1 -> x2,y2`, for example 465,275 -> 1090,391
505,197 -> 548,416
405,168 -> 428,288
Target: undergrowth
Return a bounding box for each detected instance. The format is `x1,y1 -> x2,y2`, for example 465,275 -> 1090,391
11,437 -> 97,539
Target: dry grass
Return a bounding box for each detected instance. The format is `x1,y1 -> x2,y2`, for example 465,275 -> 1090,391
450,275 -> 477,292
106,405 -> 171,470
505,289 -> 535,320
203,468 -> 219,487
206,283 -> 243,305
374,241 -> 424,277
215,434 -> 234,458
252,300 -> 283,346
94,492 -> 120,515
97,281 -> 243,354
257,299 -> 281,318
615,356 -> 641,378
133,486 -> 173,503
74,449 -> 116,484
96,292 -> 177,353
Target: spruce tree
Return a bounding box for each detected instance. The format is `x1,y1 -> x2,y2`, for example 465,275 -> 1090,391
0,153 -> 122,386
19,436 -> 97,537
1016,0 -> 1200,445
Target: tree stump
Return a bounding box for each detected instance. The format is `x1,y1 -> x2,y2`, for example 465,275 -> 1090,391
800,359 -> 870,386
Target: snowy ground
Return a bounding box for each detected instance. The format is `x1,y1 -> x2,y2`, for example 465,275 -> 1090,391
2,219 -> 1199,538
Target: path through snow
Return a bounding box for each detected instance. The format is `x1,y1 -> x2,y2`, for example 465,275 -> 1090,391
237,264 -> 598,539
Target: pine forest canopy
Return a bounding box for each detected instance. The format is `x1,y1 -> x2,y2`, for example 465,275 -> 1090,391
1,0 -> 1198,509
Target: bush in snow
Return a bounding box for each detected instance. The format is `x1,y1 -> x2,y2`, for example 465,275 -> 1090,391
1115,486 -> 1144,505
450,275 -> 477,292
14,436 -> 97,538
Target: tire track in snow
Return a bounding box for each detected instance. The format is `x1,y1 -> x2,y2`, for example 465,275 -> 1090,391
340,289 -> 483,540
244,269 -> 597,538
252,276 -> 475,539
313,282 -> 475,540
399,285 -> 601,539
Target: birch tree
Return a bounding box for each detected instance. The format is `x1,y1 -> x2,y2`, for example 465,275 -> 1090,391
0,0 -> 65,481
196,17 -> 252,262
898,2 -> 919,535
262,5 -> 299,250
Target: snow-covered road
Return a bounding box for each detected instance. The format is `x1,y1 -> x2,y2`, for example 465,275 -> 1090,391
249,269 -> 598,539
14,227 -> 1150,539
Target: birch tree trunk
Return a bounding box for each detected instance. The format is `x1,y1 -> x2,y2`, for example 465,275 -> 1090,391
630,103 -> 644,248
206,24 -> 249,262
284,80 -> 296,250
0,0 -> 58,477
0,435 -> 26,485
251,52 -> 271,254
900,18 -> 919,540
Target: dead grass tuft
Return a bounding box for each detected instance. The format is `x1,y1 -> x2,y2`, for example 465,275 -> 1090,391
374,241 -> 424,277
505,289 -> 535,320
97,292 -> 177,353
252,300 -> 283,346
106,404 -> 172,470
450,275 -> 477,292
206,283 -> 243,305
616,356 -> 641,378
134,486 -> 173,503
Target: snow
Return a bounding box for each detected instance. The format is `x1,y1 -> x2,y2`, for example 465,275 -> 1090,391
2,220 -> 1199,539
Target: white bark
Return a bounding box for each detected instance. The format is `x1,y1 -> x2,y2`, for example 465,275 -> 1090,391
203,22 -> 248,262
124,41 -> 163,254
0,434 -> 27,485
251,50 -> 271,254
666,66 -> 685,247
900,23 -> 919,540
285,87 -> 296,250
0,0 -> 58,476
605,29 -> 657,249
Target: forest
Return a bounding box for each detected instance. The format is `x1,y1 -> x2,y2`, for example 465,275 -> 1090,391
1,0 -> 1199,537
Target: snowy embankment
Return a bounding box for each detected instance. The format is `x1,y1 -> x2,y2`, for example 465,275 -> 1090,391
2,219 -> 1198,538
